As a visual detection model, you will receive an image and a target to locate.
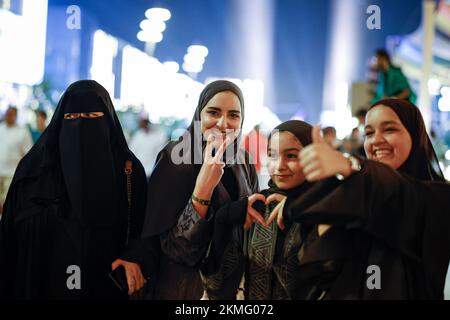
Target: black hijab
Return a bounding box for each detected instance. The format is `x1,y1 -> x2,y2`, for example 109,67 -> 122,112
10,80 -> 143,227
141,80 -> 246,237
369,99 -> 444,182
264,120 -> 314,198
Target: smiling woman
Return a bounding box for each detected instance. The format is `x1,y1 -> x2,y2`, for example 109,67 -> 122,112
200,120 -> 315,300
278,99 -> 450,299
112,80 -> 259,299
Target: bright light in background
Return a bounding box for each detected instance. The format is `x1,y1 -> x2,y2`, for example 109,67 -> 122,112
145,7 -> 171,21
137,30 -> 163,43
138,7 -> 171,55
163,61 -> 180,73
121,45 -> 203,122
445,150 -> 450,161
90,30 -> 118,98
428,78 -> 441,95
441,86 -> 450,97
439,86 -> 450,111
321,82 -> 358,139
322,0 -> 360,113
0,0 -> 48,85
183,45 -> 209,74
439,96 -> 450,112
139,19 -> 166,33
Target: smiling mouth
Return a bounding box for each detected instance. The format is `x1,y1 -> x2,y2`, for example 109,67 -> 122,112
373,149 -> 393,160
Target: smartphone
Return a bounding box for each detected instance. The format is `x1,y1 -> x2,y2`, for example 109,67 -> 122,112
109,265 -> 129,293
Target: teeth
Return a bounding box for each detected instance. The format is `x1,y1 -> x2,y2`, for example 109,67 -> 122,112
374,149 -> 391,158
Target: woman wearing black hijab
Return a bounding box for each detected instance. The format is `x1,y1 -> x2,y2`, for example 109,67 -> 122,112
0,80 -> 147,299
113,80 -> 259,299
200,120 -> 315,300
270,99 -> 450,299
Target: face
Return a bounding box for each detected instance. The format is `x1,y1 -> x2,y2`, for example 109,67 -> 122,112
200,91 -> 242,148
5,108 -> 17,126
364,105 -> 412,170
36,114 -> 46,130
267,131 -> 305,190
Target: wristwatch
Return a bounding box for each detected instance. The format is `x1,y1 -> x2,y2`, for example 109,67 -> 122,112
335,153 -> 362,181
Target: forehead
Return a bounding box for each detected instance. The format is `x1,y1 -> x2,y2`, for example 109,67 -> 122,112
269,131 -> 302,150
366,105 -> 402,126
204,91 -> 241,111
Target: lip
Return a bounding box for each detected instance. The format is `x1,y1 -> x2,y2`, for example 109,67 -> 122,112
372,148 -> 393,160
275,175 -> 293,179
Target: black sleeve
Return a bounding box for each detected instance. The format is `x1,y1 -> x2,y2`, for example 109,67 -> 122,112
0,184 -> 16,298
285,160 -> 428,260
120,235 -> 161,278
129,157 -> 147,240
158,200 -> 216,267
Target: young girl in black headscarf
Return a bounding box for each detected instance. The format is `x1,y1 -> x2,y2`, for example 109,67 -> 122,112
200,120 -> 315,300
0,80 -> 147,299
113,80 -> 259,299
271,99 -> 450,299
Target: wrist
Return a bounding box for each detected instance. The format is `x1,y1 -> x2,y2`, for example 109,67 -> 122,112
193,186 -> 213,201
336,153 -> 361,180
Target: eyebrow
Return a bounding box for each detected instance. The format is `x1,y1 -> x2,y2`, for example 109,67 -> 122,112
205,106 -> 241,113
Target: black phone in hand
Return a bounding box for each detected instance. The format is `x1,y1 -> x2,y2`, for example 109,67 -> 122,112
109,265 -> 129,293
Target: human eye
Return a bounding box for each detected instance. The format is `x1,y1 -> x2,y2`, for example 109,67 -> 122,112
64,113 -> 80,120
364,130 -> 374,137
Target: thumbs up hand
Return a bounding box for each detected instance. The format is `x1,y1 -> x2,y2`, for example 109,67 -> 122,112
300,125 -> 353,182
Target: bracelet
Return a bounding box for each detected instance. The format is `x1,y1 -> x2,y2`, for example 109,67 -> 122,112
192,194 -> 211,206
335,153 -> 362,181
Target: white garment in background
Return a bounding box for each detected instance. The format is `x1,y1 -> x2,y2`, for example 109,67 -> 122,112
129,128 -> 167,177
0,122 -> 33,177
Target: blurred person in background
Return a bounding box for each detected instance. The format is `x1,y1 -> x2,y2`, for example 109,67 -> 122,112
30,110 -> 48,144
0,106 -> 32,216
371,48 -> 416,104
129,116 -> 168,178
322,127 -> 340,149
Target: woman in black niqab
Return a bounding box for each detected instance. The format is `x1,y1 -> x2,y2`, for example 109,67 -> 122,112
0,80 -> 147,299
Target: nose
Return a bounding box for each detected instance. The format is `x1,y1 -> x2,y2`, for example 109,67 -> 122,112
216,116 -> 227,131
276,157 -> 287,172
369,131 -> 386,146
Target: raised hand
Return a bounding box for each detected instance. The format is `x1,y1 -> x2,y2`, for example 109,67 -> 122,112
300,125 -> 352,182
192,135 -> 231,218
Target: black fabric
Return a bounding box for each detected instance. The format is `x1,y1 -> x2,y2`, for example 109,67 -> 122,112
268,119 -> 313,148
0,80 -> 147,299
286,159 -> 450,299
283,106 -> 449,299
122,80 -> 256,300
141,80 -> 245,238
201,120 -> 316,299
369,99 -> 444,181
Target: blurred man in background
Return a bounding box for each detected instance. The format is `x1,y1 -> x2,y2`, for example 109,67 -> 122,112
0,106 -> 33,216
371,48 -> 416,103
